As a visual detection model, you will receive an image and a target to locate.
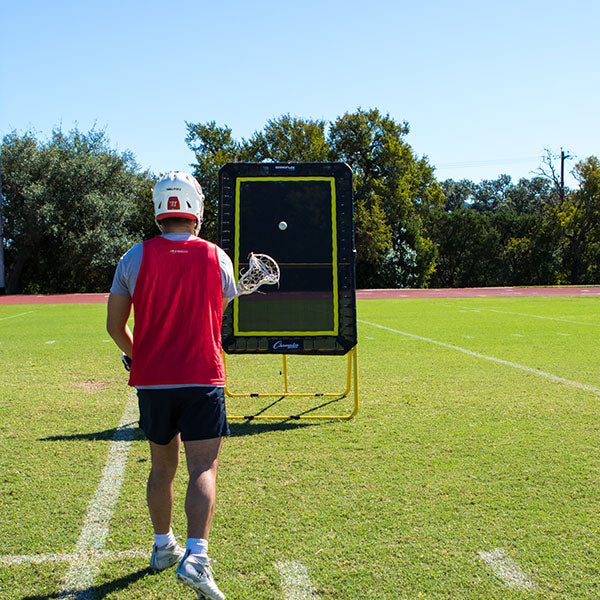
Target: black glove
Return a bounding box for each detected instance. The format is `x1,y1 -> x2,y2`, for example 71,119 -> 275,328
121,353 -> 132,372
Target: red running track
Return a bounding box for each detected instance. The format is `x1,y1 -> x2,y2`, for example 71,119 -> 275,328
356,286 -> 600,299
0,287 -> 598,305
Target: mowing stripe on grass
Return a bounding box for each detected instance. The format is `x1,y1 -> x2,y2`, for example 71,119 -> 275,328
478,548 -> 535,590
57,393 -> 138,600
275,560 -> 320,600
0,310 -> 35,322
449,304 -> 600,327
359,320 -> 600,394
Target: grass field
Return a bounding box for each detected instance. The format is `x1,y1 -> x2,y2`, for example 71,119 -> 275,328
0,295 -> 599,599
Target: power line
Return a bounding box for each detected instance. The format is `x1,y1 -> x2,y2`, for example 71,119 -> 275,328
435,156 -> 543,170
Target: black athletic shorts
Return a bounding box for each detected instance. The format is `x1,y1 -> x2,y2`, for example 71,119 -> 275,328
137,386 -> 230,445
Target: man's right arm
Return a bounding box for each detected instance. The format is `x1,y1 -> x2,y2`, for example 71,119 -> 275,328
106,293 -> 133,358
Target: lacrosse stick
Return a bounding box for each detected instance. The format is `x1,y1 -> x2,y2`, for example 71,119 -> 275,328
236,253 -> 280,296
121,353 -> 132,371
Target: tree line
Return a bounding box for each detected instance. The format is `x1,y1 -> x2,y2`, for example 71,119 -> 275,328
1,110 -> 598,294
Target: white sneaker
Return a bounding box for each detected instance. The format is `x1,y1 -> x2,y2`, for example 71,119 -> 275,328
150,540 -> 185,572
176,550 -> 225,600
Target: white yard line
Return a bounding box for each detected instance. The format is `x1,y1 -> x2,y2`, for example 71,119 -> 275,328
276,560 -> 320,600
0,549 -> 146,567
478,548 -> 535,590
0,310 -> 35,322
57,393 -> 138,599
358,320 -> 600,394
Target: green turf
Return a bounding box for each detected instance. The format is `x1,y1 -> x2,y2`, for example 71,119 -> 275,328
0,297 -> 599,599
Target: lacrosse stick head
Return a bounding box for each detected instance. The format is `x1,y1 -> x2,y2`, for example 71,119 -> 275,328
236,253 -> 280,296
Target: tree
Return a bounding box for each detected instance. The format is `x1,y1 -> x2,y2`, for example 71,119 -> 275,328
328,109 -> 443,287
186,109 -> 443,287
241,115 -> 329,163
1,127 -> 153,293
427,208 -> 504,287
552,156 -> 600,283
503,176 -> 557,214
440,179 -> 477,212
429,176 -> 561,287
185,122 -> 240,242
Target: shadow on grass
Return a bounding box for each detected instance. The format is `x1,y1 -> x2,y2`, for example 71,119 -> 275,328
229,419 -> 317,436
227,394 -> 349,436
22,567 -> 150,600
38,422 -> 146,442
39,393 -> 347,442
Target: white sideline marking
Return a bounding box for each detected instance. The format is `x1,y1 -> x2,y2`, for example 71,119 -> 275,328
276,560 -> 320,600
46,340 -> 56,344
479,548 -> 535,590
57,394 -> 138,599
0,549 -> 146,567
359,319 -> 600,394
0,310 -> 35,322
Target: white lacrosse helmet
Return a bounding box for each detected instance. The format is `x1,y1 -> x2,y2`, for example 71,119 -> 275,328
153,171 -> 205,224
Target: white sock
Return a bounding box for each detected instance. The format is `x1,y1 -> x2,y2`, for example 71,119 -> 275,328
154,529 -> 176,549
186,537 -> 209,557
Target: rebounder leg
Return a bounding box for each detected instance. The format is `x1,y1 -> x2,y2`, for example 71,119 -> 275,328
223,347 -> 359,421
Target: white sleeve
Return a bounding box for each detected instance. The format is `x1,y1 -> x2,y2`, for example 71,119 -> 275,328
218,247 -> 237,299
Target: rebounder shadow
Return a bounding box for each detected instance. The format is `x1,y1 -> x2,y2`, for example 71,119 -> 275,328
228,419 -> 317,437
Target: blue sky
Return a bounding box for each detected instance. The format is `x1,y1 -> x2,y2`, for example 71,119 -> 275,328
2,0 -> 598,188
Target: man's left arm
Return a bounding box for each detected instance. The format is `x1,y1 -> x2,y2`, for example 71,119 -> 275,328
218,247 -> 237,314
106,293 -> 134,358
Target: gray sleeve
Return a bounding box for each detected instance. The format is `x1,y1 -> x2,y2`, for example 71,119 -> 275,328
111,243 -> 235,299
109,243 -> 144,297
218,247 -> 237,299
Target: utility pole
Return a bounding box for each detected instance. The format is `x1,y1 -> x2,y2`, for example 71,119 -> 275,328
560,148 -> 572,203
0,157 -> 5,295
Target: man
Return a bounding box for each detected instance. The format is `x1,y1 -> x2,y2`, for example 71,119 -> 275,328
107,172 -> 236,600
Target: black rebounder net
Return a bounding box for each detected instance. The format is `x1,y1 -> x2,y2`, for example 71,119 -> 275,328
218,162 -> 357,355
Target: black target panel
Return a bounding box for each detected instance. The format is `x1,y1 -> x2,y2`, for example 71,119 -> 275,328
219,163 -> 356,355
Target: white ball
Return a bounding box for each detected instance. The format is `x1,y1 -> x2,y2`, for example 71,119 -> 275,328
278,221 -> 288,230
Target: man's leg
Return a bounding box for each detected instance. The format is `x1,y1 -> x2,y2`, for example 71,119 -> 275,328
147,434 -> 180,534
176,436 -> 226,600
183,436 -> 223,539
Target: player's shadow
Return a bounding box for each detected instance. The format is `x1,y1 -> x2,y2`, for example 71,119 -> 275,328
22,566 -> 150,600
38,422 -> 146,442
38,393 -> 346,441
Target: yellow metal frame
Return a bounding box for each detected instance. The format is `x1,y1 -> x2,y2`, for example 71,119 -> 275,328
223,346 -> 359,421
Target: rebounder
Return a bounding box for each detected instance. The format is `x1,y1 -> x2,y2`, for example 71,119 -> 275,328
218,162 -> 358,420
